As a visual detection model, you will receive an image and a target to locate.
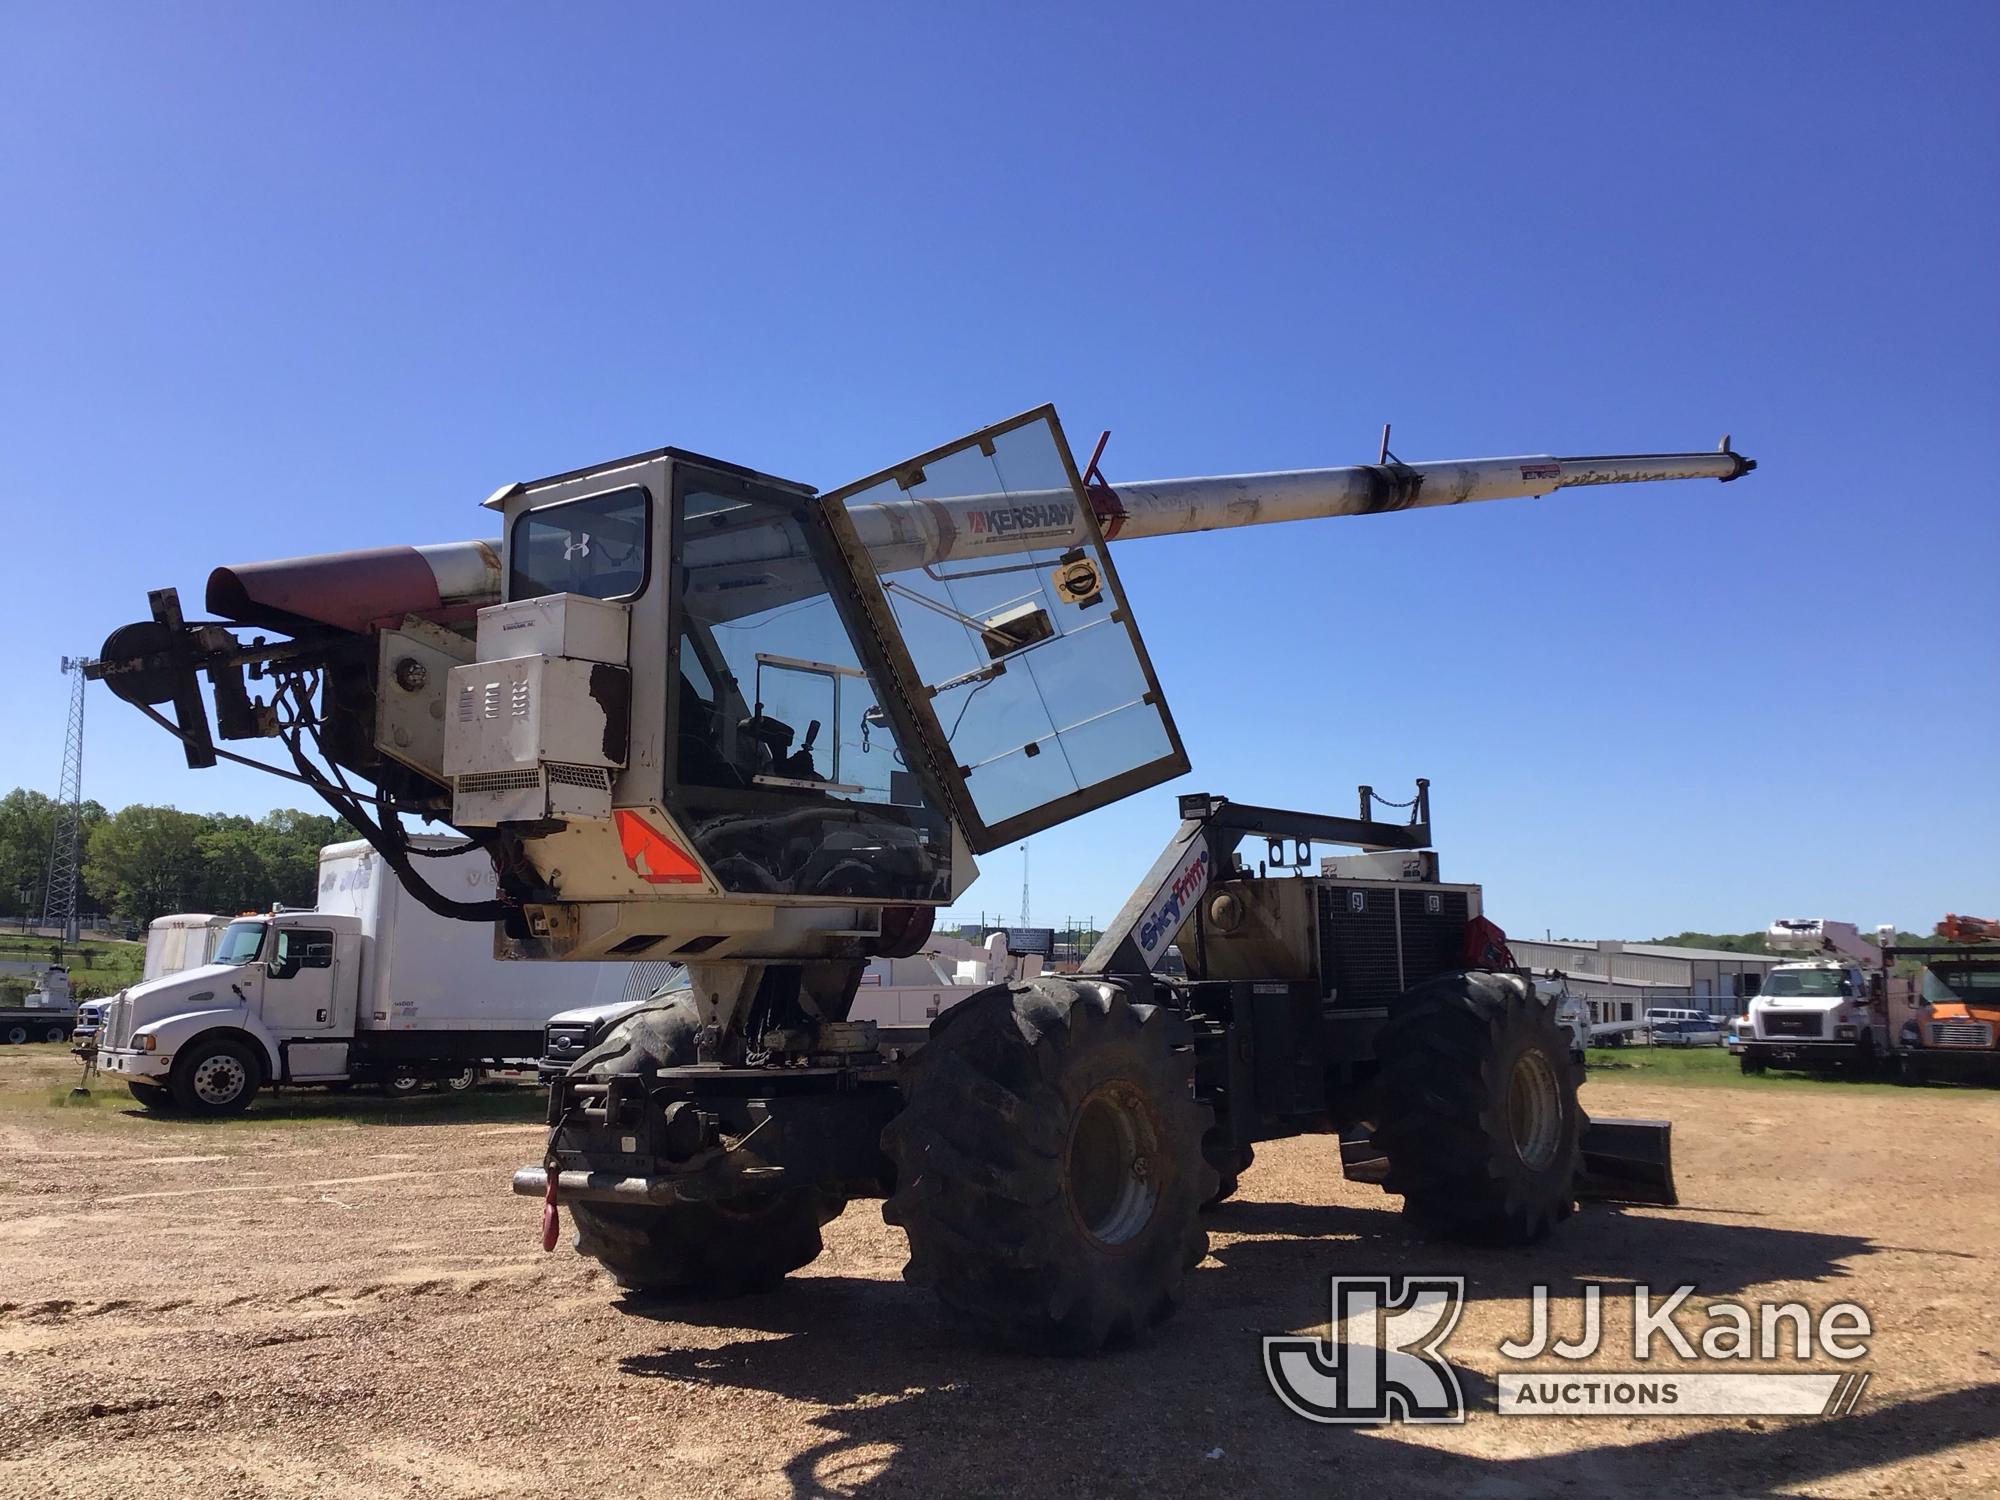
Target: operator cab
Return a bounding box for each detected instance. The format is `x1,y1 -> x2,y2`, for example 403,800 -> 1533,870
458,406 -> 1186,915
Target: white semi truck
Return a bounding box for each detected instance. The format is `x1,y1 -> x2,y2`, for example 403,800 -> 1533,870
1740,918 -> 1894,1075
95,838 -> 666,1113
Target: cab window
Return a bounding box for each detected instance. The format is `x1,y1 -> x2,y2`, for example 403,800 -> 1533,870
213,921 -> 267,966
509,486 -> 650,602
271,928 -> 335,977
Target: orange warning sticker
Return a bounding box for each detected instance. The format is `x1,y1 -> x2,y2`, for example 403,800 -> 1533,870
613,809 -> 705,885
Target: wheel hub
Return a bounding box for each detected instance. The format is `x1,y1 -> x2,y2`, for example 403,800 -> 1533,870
1506,1050 -> 1562,1170
1066,1082 -> 1162,1248
193,1054 -> 248,1105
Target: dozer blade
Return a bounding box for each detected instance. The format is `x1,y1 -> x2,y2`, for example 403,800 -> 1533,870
1577,1115 -> 1678,1206
1338,1129 -> 1391,1185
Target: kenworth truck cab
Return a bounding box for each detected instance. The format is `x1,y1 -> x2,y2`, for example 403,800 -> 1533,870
97,911 -> 365,1110
1741,918 -> 1891,1074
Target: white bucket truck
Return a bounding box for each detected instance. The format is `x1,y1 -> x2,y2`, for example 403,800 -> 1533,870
95,837 -> 660,1113
1740,918 -> 1893,1075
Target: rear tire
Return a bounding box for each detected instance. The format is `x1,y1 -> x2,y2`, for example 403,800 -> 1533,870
443,1066 -> 481,1093
127,1080 -> 175,1111
169,1036 -> 260,1116
1371,971 -> 1581,1245
381,1068 -> 423,1097
883,978 -> 1214,1353
4,1025 -> 27,1046
570,1191 -> 843,1296
45,1024 -> 70,1044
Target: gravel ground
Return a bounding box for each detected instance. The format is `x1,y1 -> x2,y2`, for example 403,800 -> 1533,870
1,1045 -> 1996,1499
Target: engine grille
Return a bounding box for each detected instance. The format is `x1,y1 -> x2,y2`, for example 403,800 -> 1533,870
1929,1021 -> 1994,1048
1317,885 -> 1401,1006
107,997 -> 133,1050
1316,883 -> 1471,1008
1761,1010 -> 1825,1040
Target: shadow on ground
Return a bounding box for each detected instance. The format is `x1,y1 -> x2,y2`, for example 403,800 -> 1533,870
608,1193 -> 1970,1499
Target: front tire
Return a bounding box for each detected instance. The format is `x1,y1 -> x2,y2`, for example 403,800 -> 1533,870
569,1191 -> 843,1296
559,993 -> 844,1298
1372,971 -> 1581,1245
127,1079 -> 175,1111
169,1036 -> 261,1116
1740,1054 -> 1767,1076
883,978 -> 1214,1353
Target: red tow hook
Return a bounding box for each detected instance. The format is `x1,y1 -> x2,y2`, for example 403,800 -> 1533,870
541,1165 -> 560,1252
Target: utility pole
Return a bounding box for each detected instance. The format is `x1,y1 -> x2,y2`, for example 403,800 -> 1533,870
1018,843 -> 1030,929
42,656 -> 92,945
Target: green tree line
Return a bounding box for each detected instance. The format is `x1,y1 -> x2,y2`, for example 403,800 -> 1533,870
0,788 -> 351,926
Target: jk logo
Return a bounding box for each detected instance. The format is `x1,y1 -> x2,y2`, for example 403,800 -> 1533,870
1264,1276 -> 1467,1424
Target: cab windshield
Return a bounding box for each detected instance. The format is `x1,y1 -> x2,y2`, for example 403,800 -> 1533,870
212,921 -> 267,966
1920,965 -> 2000,1005
1761,969 -> 1851,998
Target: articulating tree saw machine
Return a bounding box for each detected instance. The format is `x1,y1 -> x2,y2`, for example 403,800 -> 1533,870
92,409 -> 1751,1350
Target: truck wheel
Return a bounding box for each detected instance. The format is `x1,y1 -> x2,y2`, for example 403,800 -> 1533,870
45,1024 -> 71,1044
127,1080 -> 175,1111
569,1190 -> 844,1296
1740,1054 -> 1766,1076
1201,1126 -> 1253,1210
1372,971 -> 1581,1245
882,978 -> 1214,1353
382,1068 -> 424,1097
443,1066 -> 481,1092
169,1036 -> 261,1116
4,1024 -> 27,1045
1898,1054 -> 1927,1086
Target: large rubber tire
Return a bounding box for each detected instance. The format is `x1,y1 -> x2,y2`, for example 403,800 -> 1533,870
45,1024 -> 71,1044
1740,1054 -> 1766,1076
883,978 -> 1214,1353
560,993 -> 844,1298
4,1024 -> 28,1046
1201,1127 -> 1254,1210
381,1068 -> 424,1097
168,1035 -> 261,1116
1371,970 -> 1581,1245
127,1079 -> 175,1111
570,1191 -> 844,1296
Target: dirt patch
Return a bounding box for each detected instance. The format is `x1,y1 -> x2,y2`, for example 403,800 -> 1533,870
0,1047 -> 1996,1498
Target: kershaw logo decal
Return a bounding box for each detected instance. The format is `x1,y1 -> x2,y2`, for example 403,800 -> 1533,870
1265,1277 -> 1467,1424
1137,843 -> 1211,964
963,501 -> 1076,537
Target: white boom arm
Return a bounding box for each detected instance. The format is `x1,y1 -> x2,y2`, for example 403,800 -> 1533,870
1766,919 -> 1896,968
692,445 -> 1755,578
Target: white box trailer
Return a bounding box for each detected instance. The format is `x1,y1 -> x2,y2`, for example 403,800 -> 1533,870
94,837 -> 671,1114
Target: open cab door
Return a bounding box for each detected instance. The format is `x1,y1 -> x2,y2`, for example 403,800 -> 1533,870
821,406 -> 1188,854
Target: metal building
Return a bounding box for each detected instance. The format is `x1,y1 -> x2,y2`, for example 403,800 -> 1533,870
1509,938 -> 1790,1023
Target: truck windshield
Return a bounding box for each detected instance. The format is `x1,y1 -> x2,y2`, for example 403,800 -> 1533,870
212,921 -> 267,966
1921,965 -> 2000,1004
1761,970 -> 1850,998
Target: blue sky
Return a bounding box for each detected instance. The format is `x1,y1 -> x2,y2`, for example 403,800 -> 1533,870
3,4 -> 1994,939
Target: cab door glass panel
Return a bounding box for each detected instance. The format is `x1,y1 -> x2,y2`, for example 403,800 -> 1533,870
665,471 -> 951,904
824,410 -> 1185,850
675,488 -> 910,804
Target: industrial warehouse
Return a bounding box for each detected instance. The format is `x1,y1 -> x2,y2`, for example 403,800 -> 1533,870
0,7 -> 1994,1500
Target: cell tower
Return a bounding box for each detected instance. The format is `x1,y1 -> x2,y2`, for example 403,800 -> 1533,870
42,656 -> 91,944
1018,843 -> 1030,929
